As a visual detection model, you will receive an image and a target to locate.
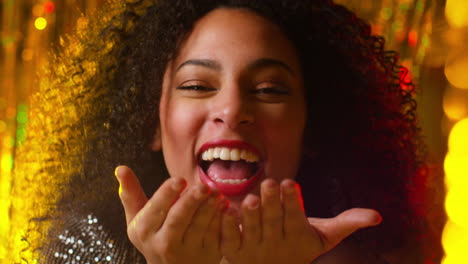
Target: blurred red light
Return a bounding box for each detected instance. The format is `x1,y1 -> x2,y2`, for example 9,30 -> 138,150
408,30 -> 418,47
44,1 -> 55,14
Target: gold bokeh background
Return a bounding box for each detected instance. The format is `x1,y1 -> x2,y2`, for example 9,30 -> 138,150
1,0 -> 467,263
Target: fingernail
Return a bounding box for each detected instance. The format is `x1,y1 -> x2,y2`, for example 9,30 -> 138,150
225,207 -> 238,217
247,201 -> 259,210
217,196 -> 228,209
115,166 -> 123,196
282,180 -> 297,195
194,184 -> 209,199
114,166 -> 122,180
265,179 -> 277,188
171,177 -> 186,191
374,213 -> 383,225
244,194 -> 259,210
263,179 -> 278,193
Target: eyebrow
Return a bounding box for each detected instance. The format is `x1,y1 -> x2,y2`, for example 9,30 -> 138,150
175,59 -> 222,72
175,58 -> 296,75
247,58 -> 295,75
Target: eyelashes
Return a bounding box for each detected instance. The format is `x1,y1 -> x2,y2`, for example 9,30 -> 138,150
254,87 -> 290,95
176,85 -> 290,95
176,85 -> 217,92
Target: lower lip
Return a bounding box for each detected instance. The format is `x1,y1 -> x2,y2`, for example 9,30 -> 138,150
198,166 -> 262,196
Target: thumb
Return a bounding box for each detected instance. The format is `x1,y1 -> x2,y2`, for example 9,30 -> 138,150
307,208 -> 382,251
115,165 -> 148,225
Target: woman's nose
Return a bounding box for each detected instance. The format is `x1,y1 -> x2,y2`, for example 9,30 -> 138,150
209,86 -> 254,129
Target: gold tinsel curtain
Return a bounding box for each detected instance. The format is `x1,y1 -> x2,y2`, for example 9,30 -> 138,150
0,1 -> 106,261
1,0 -> 467,263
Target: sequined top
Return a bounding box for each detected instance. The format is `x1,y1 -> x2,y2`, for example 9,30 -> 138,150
44,214 -> 145,264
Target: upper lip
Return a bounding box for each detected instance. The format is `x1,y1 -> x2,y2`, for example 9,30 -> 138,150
197,139 -> 263,161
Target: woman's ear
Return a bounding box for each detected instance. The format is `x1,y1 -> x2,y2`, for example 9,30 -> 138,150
151,127 -> 162,151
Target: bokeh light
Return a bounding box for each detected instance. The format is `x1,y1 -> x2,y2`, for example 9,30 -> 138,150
17,104 -> 28,124
444,154 -> 468,188
448,118 -> 468,155
444,118 -> 468,263
443,86 -> 468,120
381,7 -> 392,20
1,153 -> 13,173
442,221 -> 468,264
445,186 -> 468,227
0,120 -> 6,133
22,49 -> 34,61
408,30 -> 418,47
445,0 -> 468,28
32,4 -> 44,17
3,136 -> 14,148
445,50 -> 468,89
44,1 -> 55,14
34,17 -> 47,30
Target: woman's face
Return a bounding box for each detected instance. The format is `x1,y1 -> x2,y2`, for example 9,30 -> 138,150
154,8 -> 306,206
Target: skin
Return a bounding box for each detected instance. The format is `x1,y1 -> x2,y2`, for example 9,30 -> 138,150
156,6 -> 306,205
116,8 -> 382,264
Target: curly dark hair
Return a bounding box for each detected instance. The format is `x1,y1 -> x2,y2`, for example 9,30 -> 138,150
8,0 -> 432,263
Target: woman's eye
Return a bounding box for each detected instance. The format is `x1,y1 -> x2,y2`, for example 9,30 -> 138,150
176,85 -> 216,92
254,87 -> 290,95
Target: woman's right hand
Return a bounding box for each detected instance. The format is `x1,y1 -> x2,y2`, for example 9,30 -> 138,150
115,165 -> 227,264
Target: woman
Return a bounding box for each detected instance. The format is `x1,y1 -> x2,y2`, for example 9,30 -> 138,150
8,0 -> 427,263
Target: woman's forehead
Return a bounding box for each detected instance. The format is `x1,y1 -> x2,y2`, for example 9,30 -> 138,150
170,8 -> 301,75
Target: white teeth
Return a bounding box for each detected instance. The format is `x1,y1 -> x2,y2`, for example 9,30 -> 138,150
230,149 -> 240,161
200,147 -> 259,162
240,149 -> 248,160
240,149 -> 257,162
212,178 -> 248,184
246,152 -> 256,162
206,149 -> 214,161
210,173 -> 247,184
202,151 -> 208,161
212,147 -> 221,159
220,148 -> 230,160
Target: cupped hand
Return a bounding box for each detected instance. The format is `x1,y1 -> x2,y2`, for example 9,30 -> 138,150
115,165 -> 227,264
220,178 -> 382,264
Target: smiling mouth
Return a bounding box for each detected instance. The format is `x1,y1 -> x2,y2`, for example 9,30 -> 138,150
199,147 -> 260,183
197,144 -> 263,196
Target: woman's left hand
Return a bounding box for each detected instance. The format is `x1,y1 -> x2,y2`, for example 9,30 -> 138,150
220,179 -> 382,264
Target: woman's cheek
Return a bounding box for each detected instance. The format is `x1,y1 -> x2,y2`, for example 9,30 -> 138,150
262,106 -> 305,180
162,100 -> 203,180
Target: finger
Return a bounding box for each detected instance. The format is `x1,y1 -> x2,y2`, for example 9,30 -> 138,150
221,207 -> 241,255
240,194 -> 261,247
161,183 -> 211,244
203,197 -> 227,249
130,176 -> 187,241
281,179 -> 308,239
184,190 -> 221,246
308,208 -> 382,251
115,165 -> 148,225
260,179 -> 283,241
